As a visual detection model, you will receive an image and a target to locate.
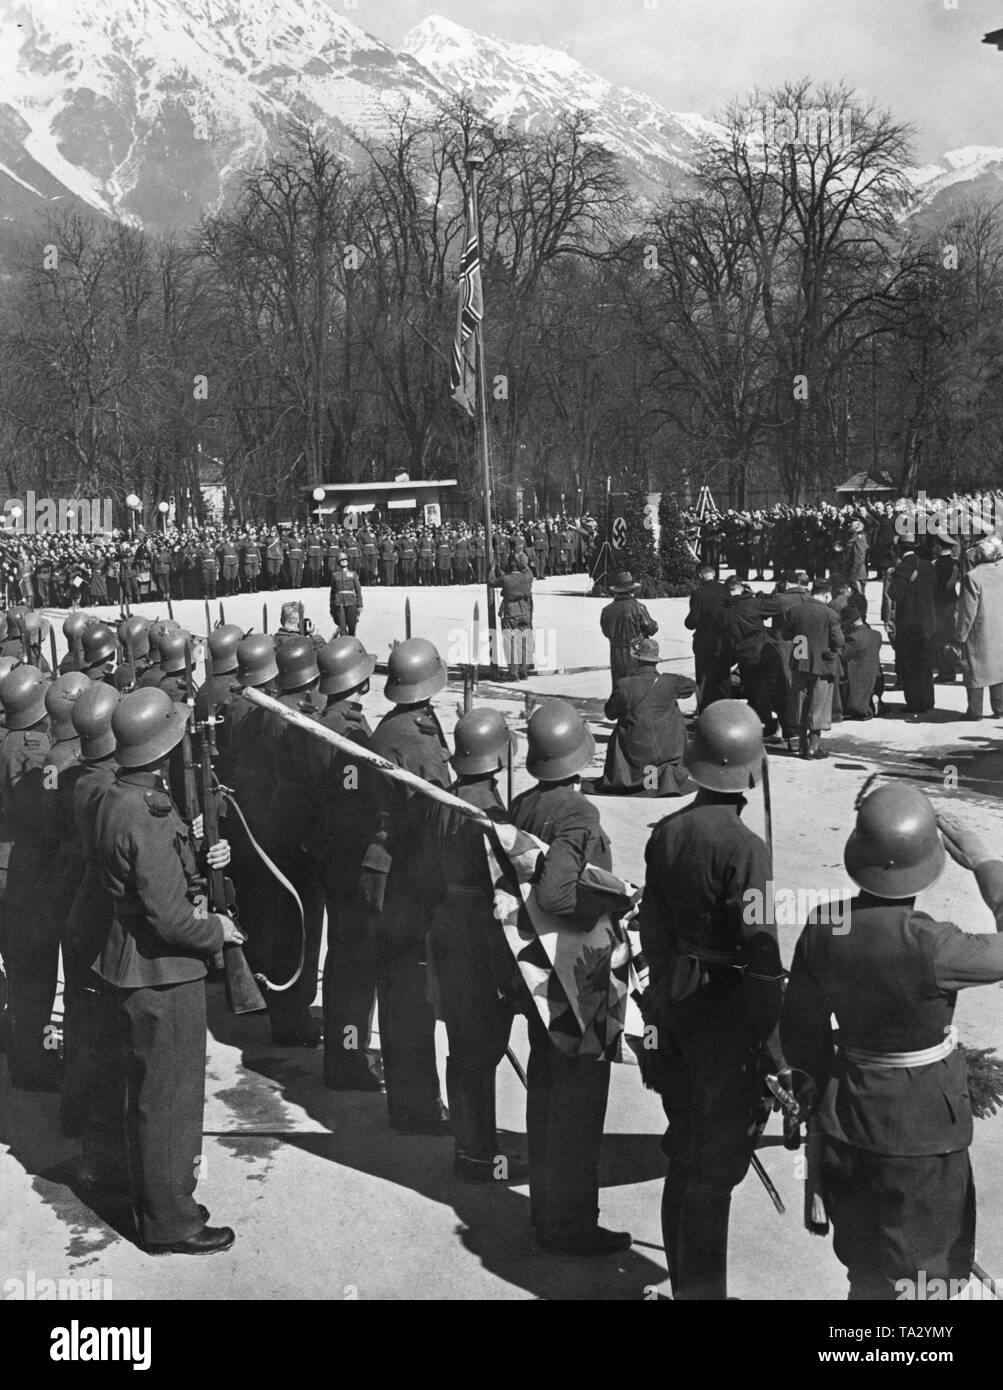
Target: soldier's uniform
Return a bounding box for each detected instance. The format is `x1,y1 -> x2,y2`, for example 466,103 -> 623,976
311,679 -> 380,1090
367,643 -> 450,1131
472,530 -> 487,583
217,539 -> 239,596
286,536 -> 305,588
330,566 -> 363,637
199,544 -> 218,600
399,534 -> 417,586
0,682 -> 54,1088
490,560 -> 534,679
378,535 -> 398,586
358,527 -> 378,585
435,534 -> 453,585
242,539 -> 261,592
417,534 -> 434,585
783,789 -> 1003,1300
265,534 -> 283,589
306,535 -> 324,587
639,703 -> 783,1300
95,756 -> 229,1249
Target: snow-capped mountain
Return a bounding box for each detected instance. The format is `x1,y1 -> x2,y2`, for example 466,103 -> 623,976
0,0 -> 998,238
401,14 -> 719,194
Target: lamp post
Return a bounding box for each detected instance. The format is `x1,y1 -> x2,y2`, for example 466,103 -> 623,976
312,486 -> 325,523
125,493 -> 141,537
157,500 -> 170,533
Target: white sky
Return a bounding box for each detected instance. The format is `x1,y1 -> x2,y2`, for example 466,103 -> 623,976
349,0 -> 1003,160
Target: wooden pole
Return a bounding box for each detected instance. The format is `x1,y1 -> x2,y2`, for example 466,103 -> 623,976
466,155 -> 499,680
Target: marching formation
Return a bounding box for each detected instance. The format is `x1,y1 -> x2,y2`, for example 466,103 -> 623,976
2,570 -> 1003,1297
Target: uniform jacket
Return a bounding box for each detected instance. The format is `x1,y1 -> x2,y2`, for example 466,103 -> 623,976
66,757 -> 118,966
308,698 -> 377,892
94,769 -> 225,987
330,571 -> 363,611
510,781 -> 612,923
782,872 -> 1003,1155
491,568 -> 533,623
845,532 -> 868,583
955,558 -> 1003,687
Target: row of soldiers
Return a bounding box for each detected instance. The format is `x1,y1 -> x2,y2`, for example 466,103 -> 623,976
4,516 -> 595,610
2,605 -> 1003,1297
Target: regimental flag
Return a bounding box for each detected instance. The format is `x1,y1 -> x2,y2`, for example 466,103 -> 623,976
483,822 -> 648,1063
450,183 -> 483,417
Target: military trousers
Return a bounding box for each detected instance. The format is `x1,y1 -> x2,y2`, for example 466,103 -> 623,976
894,628 -> 935,713
372,882 -> 441,1128
526,1008 -> 611,1240
2,904 -> 60,1085
109,977 -> 208,1247
322,886 -> 377,1083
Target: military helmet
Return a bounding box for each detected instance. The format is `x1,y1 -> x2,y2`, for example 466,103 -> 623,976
63,611 -> 92,645
112,687 -> 190,768
384,638 -> 446,704
276,636 -> 320,692
0,665 -> 48,730
451,707 -> 515,775
147,618 -> 181,653
208,623 -> 243,676
5,608 -> 24,639
24,612 -> 44,642
0,655 -> 18,683
525,698 -> 595,781
844,783 -> 945,899
117,615 -> 151,659
317,637 -> 375,697
72,681 -> 121,760
44,671 -> 91,741
157,630 -> 189,676
684,700 -> 764,793
81,623 -> 118,670
237,634 -> 278,689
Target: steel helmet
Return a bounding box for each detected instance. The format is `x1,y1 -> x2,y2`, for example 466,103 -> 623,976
237,634 -> 278,688
208,623 -> 243,676
117,615 -> 151,659
5,609 -> 24,639
844,783 -> 946,899
112,687 -> 190,768
684,700 -> 764,792
0,656 -> 18,683
451,707 -> 515,775
147,619 -> 181,652
72,682 -> 121,760
81,623 -> 118,670
64,611 -> 92,644
525,699 -> 595,781
157,630 -> 189,676
384,638 -> 446,704
44,671 -> 91,741
24,612 -> 44,642
276,636 -> 320,692
0,665 -> 48,730
318,637 -> 375,697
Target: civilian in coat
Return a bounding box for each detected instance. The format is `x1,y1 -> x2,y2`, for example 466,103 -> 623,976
684,566 -> 729,709
780,579 -> 845,759
839,609 -> 883,719
887,537 -> 937,714
953,536 -> 1003,720
598,638 -> 697,795
599,571 -> 658,694
844,520 -> 868,594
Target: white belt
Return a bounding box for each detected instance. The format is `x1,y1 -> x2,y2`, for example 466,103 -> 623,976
842,1025 -> 957,1069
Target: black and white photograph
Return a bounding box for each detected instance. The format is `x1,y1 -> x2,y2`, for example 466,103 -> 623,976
2,0 -> 1003,1344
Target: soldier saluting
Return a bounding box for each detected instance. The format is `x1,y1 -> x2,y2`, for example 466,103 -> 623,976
782,786 -> 1003,1301
94,688 -> 242,1254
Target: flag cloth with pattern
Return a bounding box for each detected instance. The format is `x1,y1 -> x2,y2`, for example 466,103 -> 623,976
450,182 -> 483,417
483,822 -> 648,1063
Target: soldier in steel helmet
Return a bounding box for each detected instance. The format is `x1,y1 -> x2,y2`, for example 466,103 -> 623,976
193,624 -> 244,785
366,637 -> 451,1134
256,635 -> 326,1047
94,688 -> 242,1254
638,700 -> 785,1299
310,637 -> 382,1091
64,682 -> 124,1190
0,665 -> 56,1089
511,698 -> 630,1256
425,707 -> 527,1182
781,786 -> 1003,1300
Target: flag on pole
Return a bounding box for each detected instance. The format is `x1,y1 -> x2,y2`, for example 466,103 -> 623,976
450,183 -> 483,417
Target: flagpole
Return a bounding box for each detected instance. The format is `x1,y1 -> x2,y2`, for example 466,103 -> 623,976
466,152 -> 499,680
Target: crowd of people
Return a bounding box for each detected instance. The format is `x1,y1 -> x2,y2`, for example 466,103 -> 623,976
0,515 -> 598,610
0,605 -> 1001,1302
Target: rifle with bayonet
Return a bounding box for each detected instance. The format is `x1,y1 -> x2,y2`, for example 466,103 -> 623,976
195,635 -> 266,1014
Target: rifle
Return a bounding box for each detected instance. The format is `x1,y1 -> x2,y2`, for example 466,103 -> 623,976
405,596 -> 412,640
167,597 -> 174,621
262,603 -> 268,634
49,626 -> 58,674
198,635 -> 267,1014
218,601 -> 225,626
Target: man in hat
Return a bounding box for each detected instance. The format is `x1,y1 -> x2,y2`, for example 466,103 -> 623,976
782,787 -> 1003,1301
781,579 -> 844,758
639,701 -> 784,1299
600,572 -> 658,695
887,533 -> 936,714
953,535 -> 1003,720
598,638 -> 696,795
